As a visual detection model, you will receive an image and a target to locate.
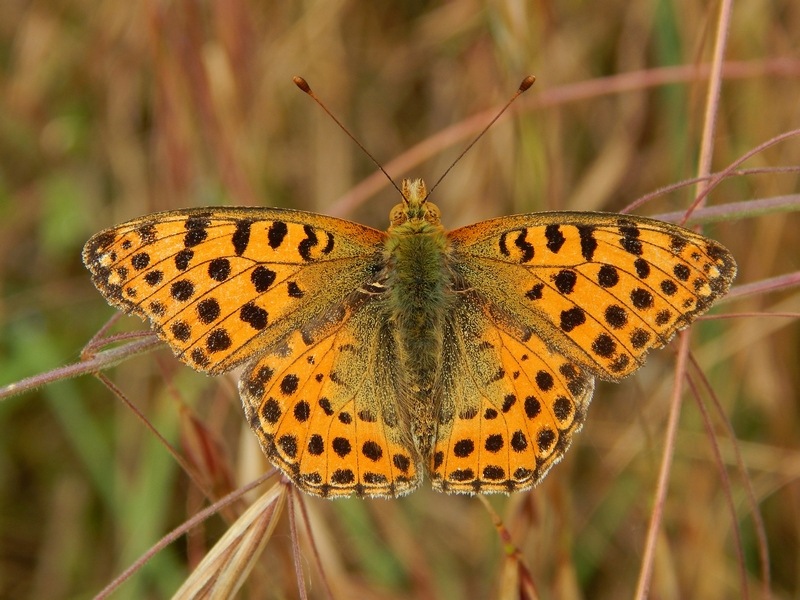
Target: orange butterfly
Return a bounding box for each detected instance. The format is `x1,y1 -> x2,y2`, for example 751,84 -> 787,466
84,178 -> 736,498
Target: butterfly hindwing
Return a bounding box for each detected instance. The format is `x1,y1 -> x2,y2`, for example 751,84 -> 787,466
431,293 -> 594,493
83,207 -> 386,375
447,212 -> 737,381
239,294 -> 422,498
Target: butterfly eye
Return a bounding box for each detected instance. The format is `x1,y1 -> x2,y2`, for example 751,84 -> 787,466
425,202 -> 441,225
390,203 -> 407,226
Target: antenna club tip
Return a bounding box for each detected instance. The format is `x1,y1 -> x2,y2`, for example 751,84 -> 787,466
519,75 -> 536,92
293,76 -> 312,93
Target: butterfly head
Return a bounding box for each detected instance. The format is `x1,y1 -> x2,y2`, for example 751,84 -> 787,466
389,179 -> 442,230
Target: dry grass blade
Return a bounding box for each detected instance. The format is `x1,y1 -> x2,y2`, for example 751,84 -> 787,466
636,0 -> 734,595
478,496 -> 539,600
172,483 -> 288,599
688,354 -> 772,598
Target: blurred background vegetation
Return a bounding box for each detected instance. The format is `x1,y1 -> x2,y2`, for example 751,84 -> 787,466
1,1 -> 799,598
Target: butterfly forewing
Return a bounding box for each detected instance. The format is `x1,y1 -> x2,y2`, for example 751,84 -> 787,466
83,207 -> 386,375
447,212 -> 737,382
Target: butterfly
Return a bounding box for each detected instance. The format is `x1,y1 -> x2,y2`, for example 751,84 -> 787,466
83,178 -> 736,498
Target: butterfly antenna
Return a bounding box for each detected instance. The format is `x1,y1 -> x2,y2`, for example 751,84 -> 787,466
293,76 -> 405,198
427,75 -> 536,198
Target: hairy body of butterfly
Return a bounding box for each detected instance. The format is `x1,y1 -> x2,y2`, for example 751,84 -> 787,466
384,182 -> 453,459
84,179 -> 736,498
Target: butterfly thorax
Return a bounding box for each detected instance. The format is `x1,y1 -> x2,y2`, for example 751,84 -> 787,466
384,179 -> 453,453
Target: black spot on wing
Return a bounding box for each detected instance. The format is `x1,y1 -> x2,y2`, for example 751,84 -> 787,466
597,265 -> 619,288
630,288 -> 654,310
251,266 -> 276,292
206,328 -> 232,352
619,225 -> 642,255
136,224 -> 157,244
131,253 -> 150,270
673,263 -> 690,281
578,225 -> 597,261
183,216 -> 209,247
545,224 -> 565,253
197,298 -> 221,324
553,270 -> 577,294
298,225 -> 319,261
174,249 -> 193,271
209,258 -> 231,282
604,305 -> 627,328
322,231 -> 334,254
498,232 -> 510,257
268,221 -> 288,249
630,328 -> 651,349
514,230 -> 534,262
240,302 -> 268,330
91,231 -> 116,253
170,321 -> 191,342
526,283 -> 544,300
670,235 -> 688,253
634,258 -> 650,279
560,307 -> 586,332
591,334 -> 616,358
661,280 -> 678,296
232,220 -> 253,256
171,280 -> 194,301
